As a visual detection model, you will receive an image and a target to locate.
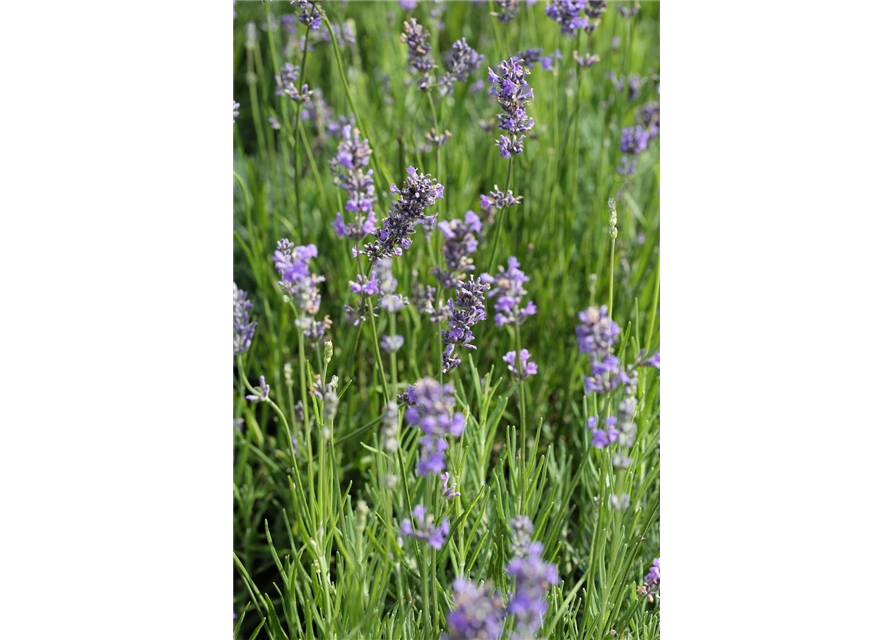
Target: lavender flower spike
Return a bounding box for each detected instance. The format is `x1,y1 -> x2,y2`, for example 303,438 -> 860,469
292,0 -> 324,30
272,240 -> 329,343
506,541 -> 559,639
329,125 -> 377,240
442,277 -> 490,373
503,349 -> 538,379
232,100 -> 240,124
435,211 -> 482,288
275,63 -> 311,103
439,38 -> 484,96
401,18 -> 435,91
402,378 -> 465,475
545,0 -> 588,36
361,166 -> 443,263
488,58 -> 534,158
494,0 -> 520,23
481,257 -> 537,327
246,375 -> 270,403
621,125 -> 650,155
400,504 -> 449,549
444,578 -> 506,640
588,415 -> 619,448
233,283 -> 258,355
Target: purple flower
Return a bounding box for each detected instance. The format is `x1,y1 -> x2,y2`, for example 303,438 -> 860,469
441,472 -> 460,500
621,125 -> 650,155
402,378 -> 465,475
380,334 -> 405,353
503,349 -> 538,379
400,504 -> 449,549
275,63 -> 311,103
349,272 -> 379,296
516,48 -> 562,72
481,257 -> 537,327
444,578 -> 506,640
435,211 -> 482,288
495,0 -> 521,22
272,240 -> 328,343
645,557 -> 660,590
488,58 -> 534,158
268,116 -> 281,130
398,0 -> 418,9
588,415 -> 619,448
233,283 -> 258,355
291,0 -> 324,30
481,186 -> 522,213
585,0 -> 607,19
439,38 -> 484,95
246,375 -> 270,403
442,277 -> 490,373
362,166 -> 443,263
506,541 -> 559,639
638,350 -> 660,371
232,100 -> 239,124
329,125 -> 377,240
401,19 -> 435,91
618,156 -> 637,176
545,0 -> 588,36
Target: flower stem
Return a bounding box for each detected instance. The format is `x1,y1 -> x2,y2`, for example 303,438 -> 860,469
486,156 -> 513,273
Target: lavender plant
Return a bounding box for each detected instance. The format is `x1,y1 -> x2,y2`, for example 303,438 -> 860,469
233,3 -> 660,639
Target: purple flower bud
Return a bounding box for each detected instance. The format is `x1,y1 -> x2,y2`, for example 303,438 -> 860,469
232,100 -> 240,124
444,578 -> 506,640
503,349 -> 538,379
233,283 -> 258,355
362,166 -> 443,263
439,38 -> 484,96
400,503 -> 450,549
482,257 -> 537,327
402,378 -> 465,475
401,19 -> 435,91
442,277 -> 490,373
246,375 -> 270,403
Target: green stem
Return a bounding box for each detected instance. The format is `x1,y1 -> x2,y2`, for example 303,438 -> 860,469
486,157 -> 514,273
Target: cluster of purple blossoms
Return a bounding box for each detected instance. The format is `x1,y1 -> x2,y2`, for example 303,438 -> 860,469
440,471 -> 460,500
398,0 -> 418,10
620,125 -> 650,155
435,211 -> 482,288
482,257 -> 537,327
291,0 -> 324,30
233,283 -> 258,355
517,48 -> 561,72
400,504 -> 449,549
576,305 -> 626,393
506,539 -> 559,639
443,578 -> 506,640
442,277 -> 490,374
425,128 -> 452,148
246,375 -> 270,403
503,349 -> 538,379
574,50 -> 600,67
618,156 -> 637,176
489,58 -> 534,158
329,125 -> 377,240
645,557 -> 660,591
480,186 -> 522,214
361,166 -> 444,263
402,377 -> 465,475
545,0 -> 588,35
401,19 -> 435,91
588,415 -> 619,448
275,63 -> 311,103
640,101 -> 660,138
495,0 -> 521,23
232,100 -> 239,124
439,38 -> 484,96
272,240 -> 329,343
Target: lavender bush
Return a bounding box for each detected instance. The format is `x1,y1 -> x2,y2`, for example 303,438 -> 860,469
233,3 -> 660,639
